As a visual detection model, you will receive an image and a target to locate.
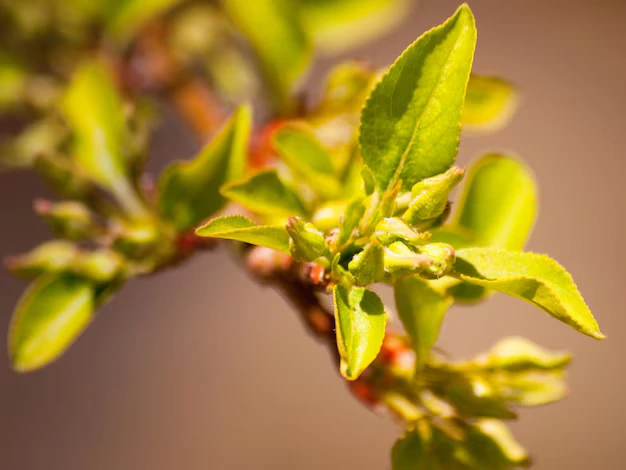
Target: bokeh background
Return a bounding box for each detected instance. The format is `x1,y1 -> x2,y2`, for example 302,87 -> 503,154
2,0 -> 625,468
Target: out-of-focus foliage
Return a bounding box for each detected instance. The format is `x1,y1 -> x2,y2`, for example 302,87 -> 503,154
1,2 -> 602,469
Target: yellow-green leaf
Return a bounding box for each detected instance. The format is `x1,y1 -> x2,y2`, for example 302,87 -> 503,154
394,276 -> 452,368
333,285 -> 386,380
63,61 -> 148,218
158,106 -> 251,230
195,215 -> 290,253
359,5 -> 476,192
221,169 -> 307,217
106,0 -> 182,40
300,0 -> 409,55
454,247 -> 604,340
474,337 -> 571,372
463,75 -> 518,132
453,154 -> 536,250
224,0 -> 311,113
9,273 -> 95,372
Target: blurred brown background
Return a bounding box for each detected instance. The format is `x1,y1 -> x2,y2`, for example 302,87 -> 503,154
1,0 -> 625,468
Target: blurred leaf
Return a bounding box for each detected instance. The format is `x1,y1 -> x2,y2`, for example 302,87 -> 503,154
433,372 -> 517,420
0,53 -> 27,111
395,276 -> 452,368
474,337 -> 571,372
300,0 -> 409,55
6,241 -> 78,279
35,199 -> 99,240
106,0 -> 182,40
0,118 -> 67,170
333,285 -> 386,380
491,370 -> 568,406
158,106 -> 251,230
63,61 -> 147,217
224,0 -> 311,113
348,241 -> 385,285
221,169 -> 307,217
195,215 -> 289,253
286,216 -> 330,262
314,61 -> 376,117
462,420 -> 530,469
463,75 -> 518,132
455,247 -> 604,340
272,122 -> 341,198
453,154 -> 536,250
403,167 -> 464,226
9,273 -> 95,372
391,428 -> 431,470
360,5 -> 476,192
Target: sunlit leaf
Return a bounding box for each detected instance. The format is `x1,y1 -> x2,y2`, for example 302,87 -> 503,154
360,5 -> 476,192
463,75 -> 518,132
333,285 -> 386,380
195,215 -> 290,253
455,247 -> 604,340
158,106 -> 251,230
300,0 -> 409,55
394,276 -> 452,368
453,154 -> 536,250
9,273 -> 95,372
474,337 -> 571,372
221,169 -> 307,217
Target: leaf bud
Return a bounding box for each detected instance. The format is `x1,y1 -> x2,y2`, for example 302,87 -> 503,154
348,241 -> 385,285
286,217 -> 330,263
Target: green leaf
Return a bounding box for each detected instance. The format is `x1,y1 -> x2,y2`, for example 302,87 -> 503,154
221,169 -> 307,217
491,370 -> 568,406
474,337 -> 571,372
338,197 -> 366,246
463,420 -> 530,469
454,247 -> 604,340
158,106 -> 251,230
300,0 -> 408,54
348,241 -> 385,285
391,428 -> 430,470
195,215 -> 290,253
463,75 -> 518,132
63,61 -> 147,217
224,0 -> 311,112
453,154 -> 536,250
394,276 -> 452,368
403,166 -> 464,226
359,5 -> 476,192
9,273 -> 95,372
333,285 -> 387,380
286,216 -> 330,262
272,123 -> 341,197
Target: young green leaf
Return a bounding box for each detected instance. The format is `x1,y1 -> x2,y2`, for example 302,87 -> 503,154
474,337 -> 571,372
9,273 -> 95,372
454,247 -> 604,340
272,123 -> 341,197
491,370 -> 568,406
463,75 -> 519,132
360,4 -> 477,192
63,61 -> 147,218
286,216 -> 330,262
333,285 -> 387,380
158,106 -> 251,231
195,215 -> 290,253
221,169 -> 307,217
224,0 -> 311,112
394,276 -> 452,368
348,241 -> 385,285
453,154 -> 536,250
403,166 -> 464,226
106,0 -> 180,40
337,197 -> 366,247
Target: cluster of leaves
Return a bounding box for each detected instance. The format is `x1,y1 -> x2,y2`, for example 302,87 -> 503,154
1,2 -> 603,469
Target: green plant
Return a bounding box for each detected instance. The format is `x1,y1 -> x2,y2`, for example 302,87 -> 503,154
1,1 -> 603,468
